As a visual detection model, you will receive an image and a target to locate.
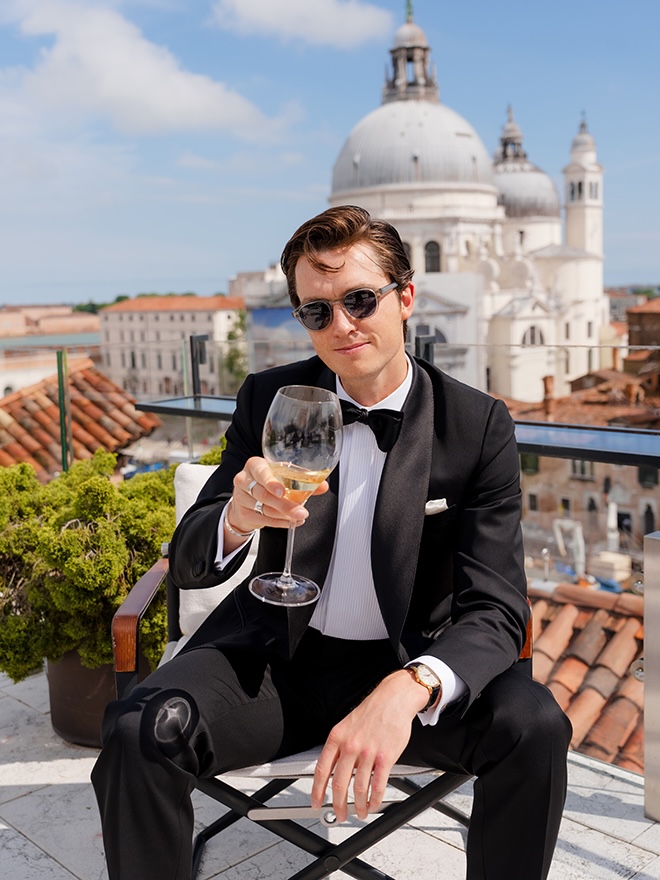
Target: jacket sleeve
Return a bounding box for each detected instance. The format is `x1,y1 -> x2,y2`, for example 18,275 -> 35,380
424,398 -> 529,709
168,373 -> 263,590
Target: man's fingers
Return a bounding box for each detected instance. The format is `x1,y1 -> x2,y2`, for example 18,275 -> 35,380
367,757 -> 391,814
352,759 -> 374,820
311,744 -> 337,809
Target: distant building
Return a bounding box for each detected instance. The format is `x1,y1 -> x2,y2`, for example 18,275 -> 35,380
325,10 -> 609,401
626,297 -> 660,376
100,295 -> 245,398
503,375 -> 660,557
0,305 -> 99,337
606,288 -> 646,323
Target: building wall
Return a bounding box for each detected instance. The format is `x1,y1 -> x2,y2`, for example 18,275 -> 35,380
100,303 -> 243,398
521,454 -> 658,567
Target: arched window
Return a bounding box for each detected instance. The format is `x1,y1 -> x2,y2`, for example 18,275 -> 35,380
577,181 -> 583,200
521,325 -> 545,346
568,182 -> 575,201
424,241 -> 441,273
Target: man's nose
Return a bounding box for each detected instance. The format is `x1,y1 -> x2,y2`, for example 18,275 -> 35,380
330,303 -> 358,334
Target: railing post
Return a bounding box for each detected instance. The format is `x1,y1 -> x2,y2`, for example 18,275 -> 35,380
645,530 -> 660,821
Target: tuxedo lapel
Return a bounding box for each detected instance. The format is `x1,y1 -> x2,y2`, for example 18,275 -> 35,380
371,361 -> 435,658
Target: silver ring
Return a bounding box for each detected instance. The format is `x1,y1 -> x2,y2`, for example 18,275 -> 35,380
246,479 -> 257,498
254,499 -> 264,515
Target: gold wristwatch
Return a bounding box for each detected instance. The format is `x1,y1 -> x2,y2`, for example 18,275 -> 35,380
406,663 -> 443,711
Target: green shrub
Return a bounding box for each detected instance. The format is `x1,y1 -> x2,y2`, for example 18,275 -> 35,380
0,452 -> 176,682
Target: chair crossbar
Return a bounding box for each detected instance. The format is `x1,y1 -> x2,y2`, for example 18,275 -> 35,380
193,770 -> 472,880
387,777 -> 470,828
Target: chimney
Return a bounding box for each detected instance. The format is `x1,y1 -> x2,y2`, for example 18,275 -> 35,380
542,375 -> 555,422
625,383 -> 637,405
612,346 -> 620,372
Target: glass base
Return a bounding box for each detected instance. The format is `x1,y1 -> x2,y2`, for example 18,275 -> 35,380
249,572 -> 320,606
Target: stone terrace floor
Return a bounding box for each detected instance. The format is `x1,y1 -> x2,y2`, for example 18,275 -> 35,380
2,669 -> 660,880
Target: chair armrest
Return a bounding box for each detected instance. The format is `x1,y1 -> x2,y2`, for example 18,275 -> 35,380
521,596 -> 533,661
112,557 -> 169,698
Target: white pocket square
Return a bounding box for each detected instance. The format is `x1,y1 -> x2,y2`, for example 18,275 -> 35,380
424,498 -> 448,515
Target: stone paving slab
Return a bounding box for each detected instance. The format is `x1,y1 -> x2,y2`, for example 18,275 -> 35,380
2,670 -> 660,880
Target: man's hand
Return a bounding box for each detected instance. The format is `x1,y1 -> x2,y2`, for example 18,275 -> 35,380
311,670 -> 429,821
223,456 -> 329,553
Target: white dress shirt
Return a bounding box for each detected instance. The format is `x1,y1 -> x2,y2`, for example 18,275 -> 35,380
215,358 -> 466,723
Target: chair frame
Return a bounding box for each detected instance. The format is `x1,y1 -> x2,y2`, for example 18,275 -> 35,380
112,552 -> 531,880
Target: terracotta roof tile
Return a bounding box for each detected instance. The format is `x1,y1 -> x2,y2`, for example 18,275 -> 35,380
597,618 -> 643,677
102,295 -> 244,313
529,581 -> 644,772
547,656 -> 589,699
566,687 -> 608,748
0,359 -> 161,480
615,674 -> 644,711
580,697 -> 640,763
615,716 -> 644,774
581,666 -> 620,700
533,603 -> 579,667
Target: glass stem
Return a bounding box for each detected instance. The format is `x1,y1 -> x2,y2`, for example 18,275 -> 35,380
278,523 -> 297,588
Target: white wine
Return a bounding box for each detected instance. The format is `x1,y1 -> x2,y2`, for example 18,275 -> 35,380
269,461 -> 331,505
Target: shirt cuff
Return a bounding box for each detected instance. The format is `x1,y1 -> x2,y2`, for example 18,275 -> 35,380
214,506 -> 254,570
406,655 -> 468,727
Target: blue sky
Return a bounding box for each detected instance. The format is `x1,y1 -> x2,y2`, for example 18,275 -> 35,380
0,0 -> 658,306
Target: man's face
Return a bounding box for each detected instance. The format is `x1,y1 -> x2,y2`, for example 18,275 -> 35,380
294,242 -> 414,406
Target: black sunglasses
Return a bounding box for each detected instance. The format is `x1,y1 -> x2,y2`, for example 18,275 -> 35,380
292,282 -> 399,331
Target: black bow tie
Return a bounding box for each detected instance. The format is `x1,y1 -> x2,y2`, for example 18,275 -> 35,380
340,401 -> 404,453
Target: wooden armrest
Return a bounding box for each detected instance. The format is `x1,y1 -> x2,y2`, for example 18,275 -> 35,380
520,596 -> 533,661
112,557 -> 169,675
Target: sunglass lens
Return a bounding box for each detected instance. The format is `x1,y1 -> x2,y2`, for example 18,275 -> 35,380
298,301 -> 332,330
344,289 -> 378,319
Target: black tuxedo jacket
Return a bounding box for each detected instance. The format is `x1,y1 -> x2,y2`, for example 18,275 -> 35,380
168,356 -> 528,714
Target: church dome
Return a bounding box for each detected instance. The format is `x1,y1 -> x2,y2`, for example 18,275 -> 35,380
393,20 -> 428,49
332,100 -> 495,194
493,107 -> 560,218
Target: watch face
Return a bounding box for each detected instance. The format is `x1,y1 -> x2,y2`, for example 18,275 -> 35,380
415,665 -> 440,688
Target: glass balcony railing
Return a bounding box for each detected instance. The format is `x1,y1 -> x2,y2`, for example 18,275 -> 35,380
2,331 -> 659,816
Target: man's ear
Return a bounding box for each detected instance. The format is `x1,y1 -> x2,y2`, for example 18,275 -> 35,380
401,282 -> 415,319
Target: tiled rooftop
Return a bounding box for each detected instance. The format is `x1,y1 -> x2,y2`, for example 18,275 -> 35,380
0,358 -> 160,480
503,373 -> 660,429
628,298 -> 660,314
2,668 -> 659,880
529,583 -> 644,773
102,295 -> 244,312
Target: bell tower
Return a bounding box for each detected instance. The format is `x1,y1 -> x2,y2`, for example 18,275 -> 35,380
563,117 -> 603,257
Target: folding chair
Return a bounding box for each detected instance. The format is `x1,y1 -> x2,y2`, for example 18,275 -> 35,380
112,462 -> 531,880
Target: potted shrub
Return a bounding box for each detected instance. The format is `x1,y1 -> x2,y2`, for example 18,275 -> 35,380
0,450 -> 175,746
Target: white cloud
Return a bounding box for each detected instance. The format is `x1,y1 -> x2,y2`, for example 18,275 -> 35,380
4,0 -> 291,140
211,0 -> 393,49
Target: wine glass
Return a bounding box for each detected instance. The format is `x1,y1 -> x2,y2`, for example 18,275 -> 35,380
249,385 -> 343,606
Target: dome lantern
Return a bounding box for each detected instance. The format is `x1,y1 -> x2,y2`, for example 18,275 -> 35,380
383,3 -> 438,104
493,107 -> 560,218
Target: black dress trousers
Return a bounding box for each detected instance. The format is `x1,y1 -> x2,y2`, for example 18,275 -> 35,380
91,630 -> 571,880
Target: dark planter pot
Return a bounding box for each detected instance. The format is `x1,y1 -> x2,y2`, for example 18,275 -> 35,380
47,650 -> 116,748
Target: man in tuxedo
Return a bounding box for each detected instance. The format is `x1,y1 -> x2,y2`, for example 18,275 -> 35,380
92,205 -> 571,880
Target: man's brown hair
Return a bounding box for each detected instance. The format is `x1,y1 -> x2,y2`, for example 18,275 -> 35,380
281,205 -> 414,309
